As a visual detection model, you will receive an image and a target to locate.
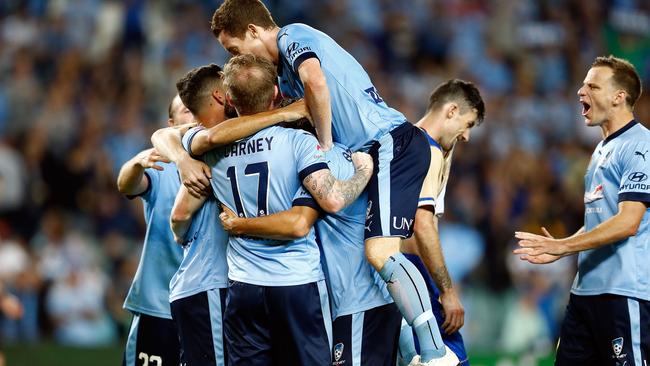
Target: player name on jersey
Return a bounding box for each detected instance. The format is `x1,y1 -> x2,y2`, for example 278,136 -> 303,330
224,136 -> 274,157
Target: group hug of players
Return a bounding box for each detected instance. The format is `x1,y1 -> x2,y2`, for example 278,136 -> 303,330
116,0 -> 650,366
117,1 -> 480,364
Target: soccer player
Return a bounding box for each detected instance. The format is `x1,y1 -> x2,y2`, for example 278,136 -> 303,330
220,141 -> 401,366
514,55 -> 649,364
148,65 -> 312,366
210,2 -> 453,364
181,54 -> 372,365
117,95 -> 194,366
397,80 -> 485,366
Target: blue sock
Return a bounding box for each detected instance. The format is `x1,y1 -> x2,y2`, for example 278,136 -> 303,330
379,253 -> 445,362
398,318 -> 418,363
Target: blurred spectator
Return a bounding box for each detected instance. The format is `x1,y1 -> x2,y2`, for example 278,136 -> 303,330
46,267 -> 116,346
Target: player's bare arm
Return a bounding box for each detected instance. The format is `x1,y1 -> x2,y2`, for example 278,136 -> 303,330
403,209 -> 465,334
515,201 -> 646,261
190,99 -> 311,156
151,124 -> 212,198
170,185 -> 207,244
297,59 -> 332,150
302,152 -> 372,213
116,148 -> 170,196
220,205 -> 319,240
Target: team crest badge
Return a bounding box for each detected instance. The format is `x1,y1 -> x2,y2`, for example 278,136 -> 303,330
333,342 -> 345,364
611,336 -> 627,360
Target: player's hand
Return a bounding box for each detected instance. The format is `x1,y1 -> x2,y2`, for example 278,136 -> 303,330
136,148 -> 171,171
514,229 -> 567,257
173,122 -> 198,135
0,293 -> 23,320
219,205 -> 241,235
177,154 -> 212,198
514,227 -> 563,264
439,288 -> 464,334
351,152 -> 373,173
280,99 -> 311,122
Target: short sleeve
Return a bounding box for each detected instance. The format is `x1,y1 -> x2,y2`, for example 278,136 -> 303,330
291,186 -> 319,210
182,126 -> 206,158
278,25 -> 321,73
127,169 -> 159,202
618,142 -> 650,203
292,131 -> 329,182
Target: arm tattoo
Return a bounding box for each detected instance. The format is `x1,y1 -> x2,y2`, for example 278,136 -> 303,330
432,266 -> 453,291
304,165 -> 372,209
336,165 -> 372,207
304,172 -> 336,201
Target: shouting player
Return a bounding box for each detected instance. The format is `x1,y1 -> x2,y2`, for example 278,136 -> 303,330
515,56 -> 650,364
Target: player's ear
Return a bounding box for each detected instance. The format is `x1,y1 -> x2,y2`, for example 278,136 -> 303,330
167,118 -> 174,127
213,89 -> 226,106
446,102 -> 458,119
248,24 -> 258,38
613,89 -> 627,107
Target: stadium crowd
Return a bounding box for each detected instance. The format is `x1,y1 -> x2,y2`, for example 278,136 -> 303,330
0,0 -> 649,354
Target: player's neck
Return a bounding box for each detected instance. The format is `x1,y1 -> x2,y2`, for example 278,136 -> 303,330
265,27 -> 281,64
601,109 -> 635,139
416,113 -> 443,143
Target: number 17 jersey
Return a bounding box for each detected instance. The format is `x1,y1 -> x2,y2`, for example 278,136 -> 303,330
183,126 -> 328,287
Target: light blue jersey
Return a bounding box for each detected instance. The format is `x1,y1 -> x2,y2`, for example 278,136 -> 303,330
124,163 -> 184,319
169,195 -> 229,303
317,144 -> 393,319
276,23 -> 406,151
183,126 -> 327,286
573,120 -> 650,301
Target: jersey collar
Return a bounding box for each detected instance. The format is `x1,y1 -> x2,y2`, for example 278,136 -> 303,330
419,127 -> 443,151
603,119 -> 637,146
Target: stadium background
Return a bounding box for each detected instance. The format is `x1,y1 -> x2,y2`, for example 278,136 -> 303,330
0,0 -> 648,365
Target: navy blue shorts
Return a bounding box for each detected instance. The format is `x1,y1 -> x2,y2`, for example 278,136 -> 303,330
171,288 -> 227,366
331,302 -> 402,366
365,122 -> 431,240
556,293 -> 650,366
123,313 -> 180,366
224,280 -> 331,366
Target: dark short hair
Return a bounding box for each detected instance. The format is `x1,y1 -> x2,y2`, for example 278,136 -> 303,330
211,0 -> 277,39
175,64 -> 223,116
592,55 -> 642,108
223,54 -> 277,115
426,79 -> 485,124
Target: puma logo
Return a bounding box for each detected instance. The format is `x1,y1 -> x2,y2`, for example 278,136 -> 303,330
635,150 -> 648,161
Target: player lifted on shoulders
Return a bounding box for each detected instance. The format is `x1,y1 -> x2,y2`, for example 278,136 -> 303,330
211,2 -> 455,363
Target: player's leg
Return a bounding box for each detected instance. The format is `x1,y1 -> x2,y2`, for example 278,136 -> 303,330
365,122 -> 448,363
268,280 -> 331,366
224,281 -> 272,365
398,318 -> 419,366
123,313 -> 181,366
554,294 -> 599,366
405,253 -> 469,365
170,288 -> 227,366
